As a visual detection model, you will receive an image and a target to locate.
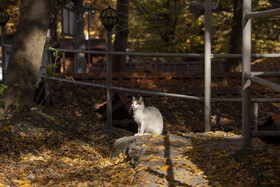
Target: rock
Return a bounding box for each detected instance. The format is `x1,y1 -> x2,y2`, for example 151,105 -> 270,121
111,136 -> 141,158
111,134 -> 210,186
35,169 -> 44,174
28,174 -> 35,179
73,138 -> 88,147
47,169 -> 54,172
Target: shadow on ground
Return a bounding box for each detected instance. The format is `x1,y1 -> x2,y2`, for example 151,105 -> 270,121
133,132 -> 280,186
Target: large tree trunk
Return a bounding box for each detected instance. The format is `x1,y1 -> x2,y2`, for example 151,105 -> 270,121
1,0 -> 53,114
113,0 -> 129,73
225,0 -> 242,72
74,0 -> 85,73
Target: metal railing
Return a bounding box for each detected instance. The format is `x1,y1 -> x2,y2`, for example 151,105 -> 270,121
2,1 -> 280,146
44,46 -> 280,135
242,1 -> 280,148
42,75 -> 280,103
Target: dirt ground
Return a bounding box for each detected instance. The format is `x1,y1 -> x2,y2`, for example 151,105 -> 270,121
0,106 -> 279,186
0,107 -> 135,186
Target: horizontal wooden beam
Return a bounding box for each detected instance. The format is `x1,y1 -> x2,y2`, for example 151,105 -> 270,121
245,73 -> 280,92
41,76 -> 107,89
110,51 -> 205,58
46,48 -> 280,59
214,53 -> 280,58
42,76 -> 280,103
252,131 -> 280,137
245,8 -> 280,19
252,71 -> 280,77
2,44 -> 12,48
111,85 -> 204,101
251,53 -> 280,58
53,72 -> 280,79
212,97 -> 280,103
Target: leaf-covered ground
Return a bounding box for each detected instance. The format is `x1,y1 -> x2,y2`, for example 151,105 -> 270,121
0,106 -> 279,186
0,107 -> 135,186
51,71 -> 280,133
134,133 -> 280,186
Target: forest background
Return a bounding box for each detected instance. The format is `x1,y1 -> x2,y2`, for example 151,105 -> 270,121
3,0 -> 280,73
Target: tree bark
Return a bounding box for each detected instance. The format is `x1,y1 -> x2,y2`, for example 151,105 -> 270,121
113,0 -> 129,73
1,0 -> 54,113
225,0 -> 242,72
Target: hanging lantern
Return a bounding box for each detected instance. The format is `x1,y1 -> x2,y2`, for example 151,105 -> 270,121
100,5 -> 118,30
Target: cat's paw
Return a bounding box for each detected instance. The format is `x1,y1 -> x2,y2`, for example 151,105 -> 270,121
134,133 -> 139,136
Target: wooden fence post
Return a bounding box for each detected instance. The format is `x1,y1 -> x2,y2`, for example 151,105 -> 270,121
242,0 -> 252,148
204,0 -> 212,132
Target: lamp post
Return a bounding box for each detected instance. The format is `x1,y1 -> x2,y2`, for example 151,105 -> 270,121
100,5 -> 118,128
0,9 -> 9,83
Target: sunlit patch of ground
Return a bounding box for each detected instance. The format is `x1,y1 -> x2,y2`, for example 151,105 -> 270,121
134,132 -> 280,186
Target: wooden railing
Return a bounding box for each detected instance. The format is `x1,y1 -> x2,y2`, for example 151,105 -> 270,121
242,1 -> 280,148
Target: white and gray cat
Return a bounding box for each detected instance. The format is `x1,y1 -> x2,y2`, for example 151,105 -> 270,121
131,96 -> 163,136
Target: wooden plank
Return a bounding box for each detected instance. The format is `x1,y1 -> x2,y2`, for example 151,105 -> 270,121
242,0 -> 252,148
245,73 -> 280,92
204,0 -> 212,132
252,131 -> 280,137
245,8 -> 280,19
252,71 -> 280,77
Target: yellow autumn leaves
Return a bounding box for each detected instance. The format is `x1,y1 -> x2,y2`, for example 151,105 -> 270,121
0,107 -> 135,186
134,132 -> 280,186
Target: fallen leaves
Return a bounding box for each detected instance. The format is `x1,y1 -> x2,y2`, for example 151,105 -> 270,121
160,165 -> 171,171
0,108 -> 135,186
134,132 -> 280,186
13,179 -> 31,186
19,132 -> 27,137
1,106 -> 280,186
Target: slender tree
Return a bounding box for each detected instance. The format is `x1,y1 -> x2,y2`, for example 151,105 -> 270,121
74,0 -> 86,73
113,0 -> 129,72
225,0 -> 242,72
1,0 -> 54,114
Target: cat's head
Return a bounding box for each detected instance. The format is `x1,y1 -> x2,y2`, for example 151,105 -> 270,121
131,96 -> 144,111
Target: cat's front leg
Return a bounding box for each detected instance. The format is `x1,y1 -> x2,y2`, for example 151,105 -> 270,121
134,122 -> 141,136
136,122 -> 146,136
134,129 -> 141,136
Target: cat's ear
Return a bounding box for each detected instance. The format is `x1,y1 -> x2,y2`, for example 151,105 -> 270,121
132,96 -> 136,101
139,96 -> 143,103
